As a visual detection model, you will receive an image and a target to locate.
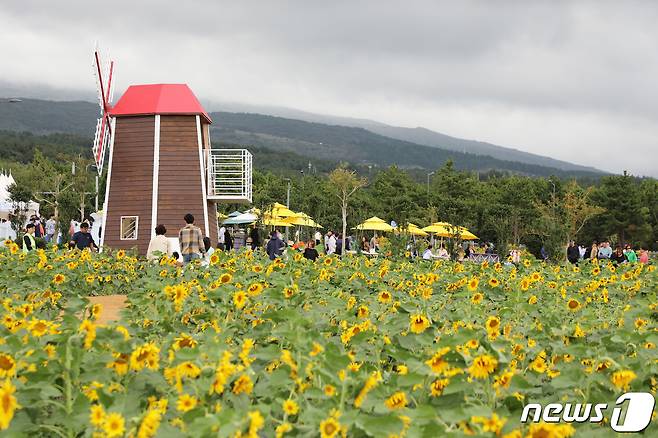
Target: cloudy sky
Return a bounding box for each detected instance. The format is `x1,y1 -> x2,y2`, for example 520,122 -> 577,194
1,1 -> 657,176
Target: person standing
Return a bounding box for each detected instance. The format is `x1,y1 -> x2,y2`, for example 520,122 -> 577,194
314,230 -> 322,246
146,224 -> 172,261
69,222 -> 98,251
588,242 -> 598,260
224,227 -> 234,251
250,226 -> 261,250
22,223 -> 37,252
218,224 -> 226,250
44,214 -> 56,243
266,231 -> 285,260
326,231 -> 337,255
178,213 -> 205,264
638,248 -> 650,264
303,240 -> 319,261
567,241 -> 580,265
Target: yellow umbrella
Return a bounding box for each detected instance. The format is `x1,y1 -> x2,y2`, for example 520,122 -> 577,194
400,223 -> 428,237
284,212 -> 323,228
262,217 -> 292,227
265,202 -> 296,218
422,222 -> 454,237
355,217 -> 395,232
456,227 -> 478,240
217,212 -> 228,220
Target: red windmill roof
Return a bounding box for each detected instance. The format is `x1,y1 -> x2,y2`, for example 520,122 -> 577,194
109,84 -> 211,123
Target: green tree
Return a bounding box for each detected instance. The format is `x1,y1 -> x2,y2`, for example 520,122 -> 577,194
329,166 -> 366,255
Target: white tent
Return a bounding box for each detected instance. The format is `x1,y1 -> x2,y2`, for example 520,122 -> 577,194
0,170 -> 39,240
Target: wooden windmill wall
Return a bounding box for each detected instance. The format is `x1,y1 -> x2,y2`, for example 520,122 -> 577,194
100,84 -> 220,254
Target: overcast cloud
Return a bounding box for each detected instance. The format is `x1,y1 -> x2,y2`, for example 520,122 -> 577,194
1,0 -> 657,176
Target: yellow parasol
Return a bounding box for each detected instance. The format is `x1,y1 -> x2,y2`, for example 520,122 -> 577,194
400,223 -> 428,236
262,217 -> 292,227
264,202 -> 296,218
284,212 -> 323,228
355,217 -> 395,232
421,222 -> 454,237
456,226 -> 478,240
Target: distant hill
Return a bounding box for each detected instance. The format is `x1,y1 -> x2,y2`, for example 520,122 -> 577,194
206,101 -> 599,173
0,97 -> 605,178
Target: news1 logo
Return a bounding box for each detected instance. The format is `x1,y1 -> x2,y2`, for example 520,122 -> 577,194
520,392 -> 655,432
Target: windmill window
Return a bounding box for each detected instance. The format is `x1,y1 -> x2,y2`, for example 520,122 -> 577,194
120,216 -> 138,240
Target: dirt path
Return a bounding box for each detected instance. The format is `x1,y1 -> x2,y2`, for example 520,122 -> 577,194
87,295 -> 127,324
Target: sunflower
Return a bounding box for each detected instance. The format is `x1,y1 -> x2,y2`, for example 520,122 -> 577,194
320,416 -> 341,438
409,314 -> 430,334
0,355 -> 16,379
324,385 -> 336,397
0,379 -> 19,430
232,374 -> 254,395
384,391 -> 408,410
429,378 -> 449,396
52,273 -> 66,285
233,291 -> 247,309
116,249 -> 126,259
467,277 -> 479,291
425,347 -> 451,374
219,273 -> 233,284
89,404 -> 105,427
247,283 -> 264,296
567,298 -> 581,311
528,295 -> 538,305
468,354 -> 498,379
209,253 -> 220,265
488,278 -> 500,288
103,412 -> 125,438
378,290 -> 392,303
282,399 -> 299,416
526,423 -> 575,438
611,370 -> 637,390
310,342 -> 324,357
471,292 -> 483,304
176,394 -> 198,412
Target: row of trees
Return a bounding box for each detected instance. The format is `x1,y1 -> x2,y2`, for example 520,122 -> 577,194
6,148 -> 657,261
249,163 -> 657,260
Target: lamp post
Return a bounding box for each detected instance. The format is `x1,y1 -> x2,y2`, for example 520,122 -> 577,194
427,171 -> 435,196
284,178 -> 291,242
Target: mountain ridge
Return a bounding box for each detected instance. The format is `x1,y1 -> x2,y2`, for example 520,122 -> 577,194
0,97 -> 605,178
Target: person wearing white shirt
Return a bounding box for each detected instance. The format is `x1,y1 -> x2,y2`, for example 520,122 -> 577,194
146,224 -> 173,261
326,231 -> 337,255
422,245 -> 434,260
202,237 -> 215,267
45,215 -> 56,242
314,230 -> 322,246
218,225 -> 226,250
437,246 -> 449,260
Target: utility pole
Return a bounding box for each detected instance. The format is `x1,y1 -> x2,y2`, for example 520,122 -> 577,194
427,171 -> 435,197
284,178 -> 291,242
285,178 -> 291,208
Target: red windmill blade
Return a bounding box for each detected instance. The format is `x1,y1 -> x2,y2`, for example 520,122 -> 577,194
92,48 -> 115,175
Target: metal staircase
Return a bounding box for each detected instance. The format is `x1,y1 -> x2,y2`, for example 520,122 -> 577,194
205,149 -> 253,203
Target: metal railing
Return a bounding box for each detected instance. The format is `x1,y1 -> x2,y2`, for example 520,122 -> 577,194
205,149 -> 252,203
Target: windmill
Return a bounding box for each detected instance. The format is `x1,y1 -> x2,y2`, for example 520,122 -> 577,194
92,49 -> 253,255
92,48 -> 114,174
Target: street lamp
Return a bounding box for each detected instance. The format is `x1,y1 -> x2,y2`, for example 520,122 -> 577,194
427,171 -> 435,196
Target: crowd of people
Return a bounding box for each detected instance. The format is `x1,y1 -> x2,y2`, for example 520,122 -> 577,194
16,211 -> 654,268
567,240 -> 650,265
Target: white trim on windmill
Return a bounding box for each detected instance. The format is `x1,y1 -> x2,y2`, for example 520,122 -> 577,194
196,115 -> 210,237
99,117 -> 116,251
151,115 -> 161,239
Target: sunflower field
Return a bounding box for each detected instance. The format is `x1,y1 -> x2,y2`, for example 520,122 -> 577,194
0,240 -> 656,437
